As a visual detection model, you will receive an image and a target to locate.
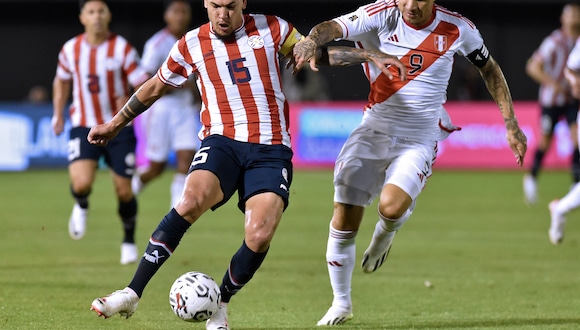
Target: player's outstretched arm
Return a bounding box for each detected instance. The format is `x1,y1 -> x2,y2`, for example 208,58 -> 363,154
323,46 -> 407,81
478,56 -> 527,166
87,77 -> 169,146
292,20 -> 342,74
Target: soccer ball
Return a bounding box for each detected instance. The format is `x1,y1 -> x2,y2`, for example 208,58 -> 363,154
169,271 -> 221,322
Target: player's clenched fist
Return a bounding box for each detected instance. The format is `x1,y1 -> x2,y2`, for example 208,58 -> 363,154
87,123 -> 121,146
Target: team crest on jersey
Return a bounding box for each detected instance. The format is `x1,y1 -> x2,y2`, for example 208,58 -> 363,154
434,35 -> 448,52
348,15 -> 359,21
248,35 -> 265,49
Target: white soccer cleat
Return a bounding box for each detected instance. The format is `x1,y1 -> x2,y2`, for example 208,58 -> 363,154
549,200 -> 566,245
120,243 -> 139,265
523,174 -> 538,206
90,287 -> 139,319
361,228 -> 396,273
206,302 -> 229,330
68,203 -> 87,240
316,306 -> 353,326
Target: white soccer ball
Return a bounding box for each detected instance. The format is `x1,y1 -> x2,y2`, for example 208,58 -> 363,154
169,271 -> 221,322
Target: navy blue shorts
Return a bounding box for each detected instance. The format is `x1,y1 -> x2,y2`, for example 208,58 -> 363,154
189,135 -> 293,212
68,126 -> 136,178
541,102 -> 579,135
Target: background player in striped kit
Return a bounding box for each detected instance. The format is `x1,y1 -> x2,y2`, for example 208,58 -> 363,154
549,35 -> 580,245
523,3 -> 580,206
51,0 -> 149,264
86,0 -> 406,328
293,0 -> 528,325
132,0 -> 202,209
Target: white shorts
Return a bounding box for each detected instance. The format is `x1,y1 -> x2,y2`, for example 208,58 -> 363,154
333,124 -> 438,207
141,95 -> 200,162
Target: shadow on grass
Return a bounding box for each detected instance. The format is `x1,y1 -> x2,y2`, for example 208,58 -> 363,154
234,317 -> 580,329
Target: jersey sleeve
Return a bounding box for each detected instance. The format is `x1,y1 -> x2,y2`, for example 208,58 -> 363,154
123,43 -> 149,88
332,1 -> 389,41
157,35 -> 193,88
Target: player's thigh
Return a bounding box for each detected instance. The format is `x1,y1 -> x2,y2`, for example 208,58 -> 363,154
68,126 -> 101,189
189,135 -> 244,210
334,126 -> 393,207
242,143 -> 293,212
104,126 -> 137,179
384,139 -> 437,201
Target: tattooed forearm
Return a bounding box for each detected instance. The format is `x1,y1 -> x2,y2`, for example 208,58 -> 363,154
308,21 -> 342,47
119,94 -> 150,122
479,56 -> 516,123
326,46 -> 371,66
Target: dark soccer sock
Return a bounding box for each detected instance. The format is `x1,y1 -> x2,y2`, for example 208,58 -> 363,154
70,185 -> 90,209
572,148 -> 580,183
220,240 -> 268,303
128,208 -> 191,298
531,149 -> 545,177
119,197 -> 137,243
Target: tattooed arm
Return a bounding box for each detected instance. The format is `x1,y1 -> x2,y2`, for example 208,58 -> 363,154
293,20 -> 343,73
478,55 -> 527,166
320,46 -> 406,81
87,77 -> 169,146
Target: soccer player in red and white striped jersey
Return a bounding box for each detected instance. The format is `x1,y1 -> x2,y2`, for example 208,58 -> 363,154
523,3 -> 580,206
87,0 -> 405,328
293,0 -> 528,325
52,0 -> 149,264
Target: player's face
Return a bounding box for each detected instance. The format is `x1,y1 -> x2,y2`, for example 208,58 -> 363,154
165,1 -> 192,36
397,0 -> 435,28
204,0 -> 247,39
79,1 -> 111,35
561,5 -> 580,37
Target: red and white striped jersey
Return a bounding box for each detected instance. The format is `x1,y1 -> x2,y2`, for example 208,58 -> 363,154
531,29 -> 576,107
334,0 -> 485,140
157,14 -> 303,148
56,33 -> 149,128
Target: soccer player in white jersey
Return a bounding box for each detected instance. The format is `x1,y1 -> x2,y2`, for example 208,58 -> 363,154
86,0 -> 406,328
52,0 -> 149,264
549,37 -> 580,245
523,3 -> 580,206
293,0 -> 528,326
132,0 -> 202,208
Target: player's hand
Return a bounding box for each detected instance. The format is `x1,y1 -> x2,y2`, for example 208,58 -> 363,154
51,115 -> 65,136
368,53 -> 407,81
87,123 -> 118,146
506,127 -> 527,167
292,37 -> 319,75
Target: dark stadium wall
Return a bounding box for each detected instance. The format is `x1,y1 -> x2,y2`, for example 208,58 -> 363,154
0,1 -> 563,101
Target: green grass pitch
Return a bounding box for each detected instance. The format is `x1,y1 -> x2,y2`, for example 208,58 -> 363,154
1,168 -> 579,329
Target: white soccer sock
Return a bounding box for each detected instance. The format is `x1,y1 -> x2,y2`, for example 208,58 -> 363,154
170,173 -> 187,208
326,223 -> 357,309
555,182 -> 580,216
378,205 -> 412,232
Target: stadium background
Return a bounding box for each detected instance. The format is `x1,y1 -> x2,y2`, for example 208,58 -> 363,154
0,0 -> 575,170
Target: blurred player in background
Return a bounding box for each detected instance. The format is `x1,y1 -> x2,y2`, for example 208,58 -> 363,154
549,35 -> 580,245
51,0 -> 148,264
86,0 -> 405,328
132,0 -> 202,208
523,3 -> 580,206
293,0 -> 528,325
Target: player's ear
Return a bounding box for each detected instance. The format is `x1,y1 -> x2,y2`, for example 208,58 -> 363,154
242,0 -> 247,10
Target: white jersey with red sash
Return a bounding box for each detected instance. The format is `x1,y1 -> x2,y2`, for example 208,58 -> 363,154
334,0 -> 484,140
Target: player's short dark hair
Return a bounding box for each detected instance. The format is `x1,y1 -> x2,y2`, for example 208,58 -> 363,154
79,0 -> 110,11
164,0 -> 191,11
